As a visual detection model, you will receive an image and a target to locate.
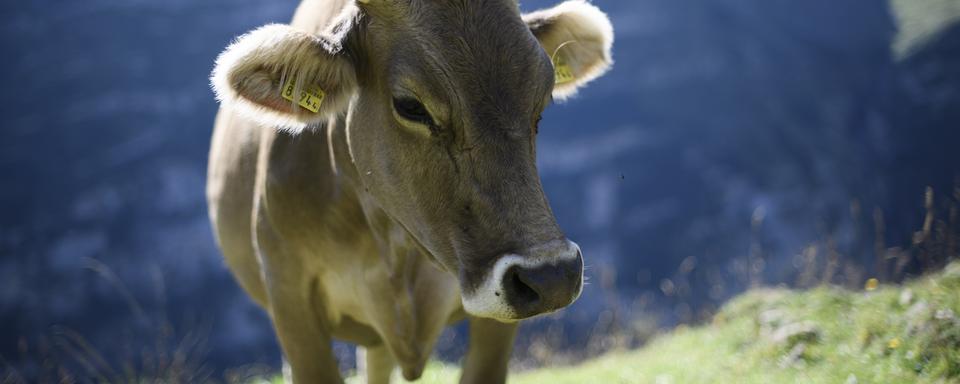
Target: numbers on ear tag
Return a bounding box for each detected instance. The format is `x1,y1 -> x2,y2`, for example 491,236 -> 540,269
281,75 -> 325,113
553,55 -> 575,85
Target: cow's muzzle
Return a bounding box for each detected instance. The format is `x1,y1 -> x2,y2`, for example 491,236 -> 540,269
461,239 -> 583,321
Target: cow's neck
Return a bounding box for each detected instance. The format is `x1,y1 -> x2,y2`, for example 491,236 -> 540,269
315,118 -> 464,373
324,117 -> 448,274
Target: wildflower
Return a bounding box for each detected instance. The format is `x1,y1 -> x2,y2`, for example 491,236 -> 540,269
865,278 -> 879,291
887,337 -> 901,349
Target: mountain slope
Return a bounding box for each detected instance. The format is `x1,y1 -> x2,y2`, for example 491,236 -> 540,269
379,262 -> 960,384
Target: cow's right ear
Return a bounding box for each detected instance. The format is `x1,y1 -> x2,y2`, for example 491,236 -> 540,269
211,24 -> 356,131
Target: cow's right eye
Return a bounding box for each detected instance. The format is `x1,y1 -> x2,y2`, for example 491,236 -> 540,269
392,97 -> 434,126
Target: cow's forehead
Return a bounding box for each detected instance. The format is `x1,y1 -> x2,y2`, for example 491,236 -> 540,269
374,0 -> 540,64
415,0 -> 528,48
406,0 -> 521,19
380,0 -> 553,109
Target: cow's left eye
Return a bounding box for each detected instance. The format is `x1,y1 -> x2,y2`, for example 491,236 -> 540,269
393,97 -> 434,126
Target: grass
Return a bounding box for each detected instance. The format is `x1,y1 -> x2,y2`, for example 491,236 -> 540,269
317,261 -> 960,384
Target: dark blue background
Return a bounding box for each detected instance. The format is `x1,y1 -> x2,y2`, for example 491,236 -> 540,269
2,0 -> 958,379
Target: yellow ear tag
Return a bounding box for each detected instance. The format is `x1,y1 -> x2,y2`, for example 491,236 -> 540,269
553,55 -> 575,85
281,75 -> 325,113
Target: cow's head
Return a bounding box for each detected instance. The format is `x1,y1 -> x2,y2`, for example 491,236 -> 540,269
212,0 -> 613,321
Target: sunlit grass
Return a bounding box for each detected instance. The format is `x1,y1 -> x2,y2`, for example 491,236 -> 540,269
310,262 -> 960,384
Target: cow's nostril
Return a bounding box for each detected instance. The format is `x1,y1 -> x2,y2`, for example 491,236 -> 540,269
498,252 -> 582,318
508,268 -> 541,308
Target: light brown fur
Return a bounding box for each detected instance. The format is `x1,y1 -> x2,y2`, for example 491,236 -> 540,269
207,1 -> 613,382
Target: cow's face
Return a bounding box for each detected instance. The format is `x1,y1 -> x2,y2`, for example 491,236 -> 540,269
212,0 -> 613,321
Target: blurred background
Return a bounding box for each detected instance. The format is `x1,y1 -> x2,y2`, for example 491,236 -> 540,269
2,0 -> 959,381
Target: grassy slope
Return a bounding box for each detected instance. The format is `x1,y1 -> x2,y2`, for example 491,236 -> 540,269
377,262 -> 960,384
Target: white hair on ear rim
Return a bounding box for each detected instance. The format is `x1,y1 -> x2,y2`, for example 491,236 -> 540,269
210,24 -> 357,133
524,0 -> 614,100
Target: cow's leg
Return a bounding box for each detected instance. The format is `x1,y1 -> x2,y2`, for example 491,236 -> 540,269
269,300 -> 341,384
357,345 -> 396,384
459,316 -> 519,384
257,224 -> 343,384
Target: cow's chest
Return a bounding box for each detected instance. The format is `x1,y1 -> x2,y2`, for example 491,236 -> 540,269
304,237 -> 464,367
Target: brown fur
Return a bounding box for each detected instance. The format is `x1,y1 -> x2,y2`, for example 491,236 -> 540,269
207,1 -> 613,382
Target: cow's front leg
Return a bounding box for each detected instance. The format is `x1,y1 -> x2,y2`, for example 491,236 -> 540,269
257,224 -> 343,384
459,316 -> 519,384
358,345 -> 396,384
268,288 -> 342,384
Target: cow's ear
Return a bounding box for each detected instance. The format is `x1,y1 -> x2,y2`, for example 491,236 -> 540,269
524,1 -> 613,100
211,24 -> 356,131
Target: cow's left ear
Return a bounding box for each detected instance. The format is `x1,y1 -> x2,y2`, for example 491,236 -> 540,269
524,1 -> 614,100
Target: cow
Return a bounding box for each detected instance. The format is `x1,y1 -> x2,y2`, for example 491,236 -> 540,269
206,0 -> 613,382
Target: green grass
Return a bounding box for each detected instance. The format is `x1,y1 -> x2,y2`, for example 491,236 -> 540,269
263,262 -> 960,383
412,262 -> 959,383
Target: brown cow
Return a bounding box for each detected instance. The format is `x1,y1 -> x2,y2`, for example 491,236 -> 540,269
206,0 -> 613,382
